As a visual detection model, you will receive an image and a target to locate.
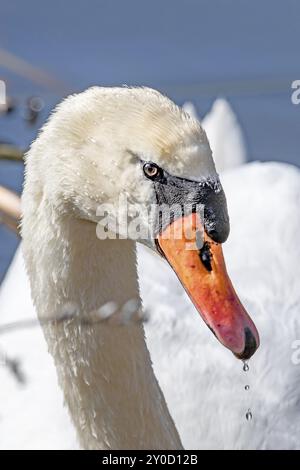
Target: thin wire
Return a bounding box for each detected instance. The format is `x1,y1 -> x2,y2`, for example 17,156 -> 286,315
0,309 -> 149,336
0,47 -> 71,95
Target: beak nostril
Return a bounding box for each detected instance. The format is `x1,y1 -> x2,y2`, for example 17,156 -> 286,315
199,242 -> 213,272
235,327 -> 258,361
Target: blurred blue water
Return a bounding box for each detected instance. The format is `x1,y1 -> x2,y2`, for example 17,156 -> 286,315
0,0 -> 299,280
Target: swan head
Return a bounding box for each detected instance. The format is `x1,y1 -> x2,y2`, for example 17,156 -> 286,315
25,86 -> 259,359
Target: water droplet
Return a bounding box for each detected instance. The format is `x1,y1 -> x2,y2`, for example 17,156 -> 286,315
246,409 -> 252,421
243,362 -> 249,372
245,385 -> 250,391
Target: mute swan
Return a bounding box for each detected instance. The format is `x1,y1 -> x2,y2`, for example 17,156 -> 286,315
20,87 -> 259,450
1,93 -> 299,449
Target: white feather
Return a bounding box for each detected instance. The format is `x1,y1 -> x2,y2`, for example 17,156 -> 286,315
1,92 -> 299,449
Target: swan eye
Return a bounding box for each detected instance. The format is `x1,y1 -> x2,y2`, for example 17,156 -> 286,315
143,162 -> 161,179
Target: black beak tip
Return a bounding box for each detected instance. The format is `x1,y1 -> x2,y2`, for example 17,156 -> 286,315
234,327 -> 258,361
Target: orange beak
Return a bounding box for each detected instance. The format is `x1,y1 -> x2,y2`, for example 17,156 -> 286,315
157,212 -> 259,359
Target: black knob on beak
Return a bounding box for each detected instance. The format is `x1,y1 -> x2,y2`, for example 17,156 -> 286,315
203,187 -> 230,244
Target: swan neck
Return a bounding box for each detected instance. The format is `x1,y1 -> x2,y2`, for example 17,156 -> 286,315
23,211 -> 182,449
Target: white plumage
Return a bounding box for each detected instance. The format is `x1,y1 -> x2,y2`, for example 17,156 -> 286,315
0,92 -> 299,449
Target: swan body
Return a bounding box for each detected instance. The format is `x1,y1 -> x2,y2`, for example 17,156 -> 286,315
202,98 -> 247,173
0,90 -> 299,449
183,98 -> 246,173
